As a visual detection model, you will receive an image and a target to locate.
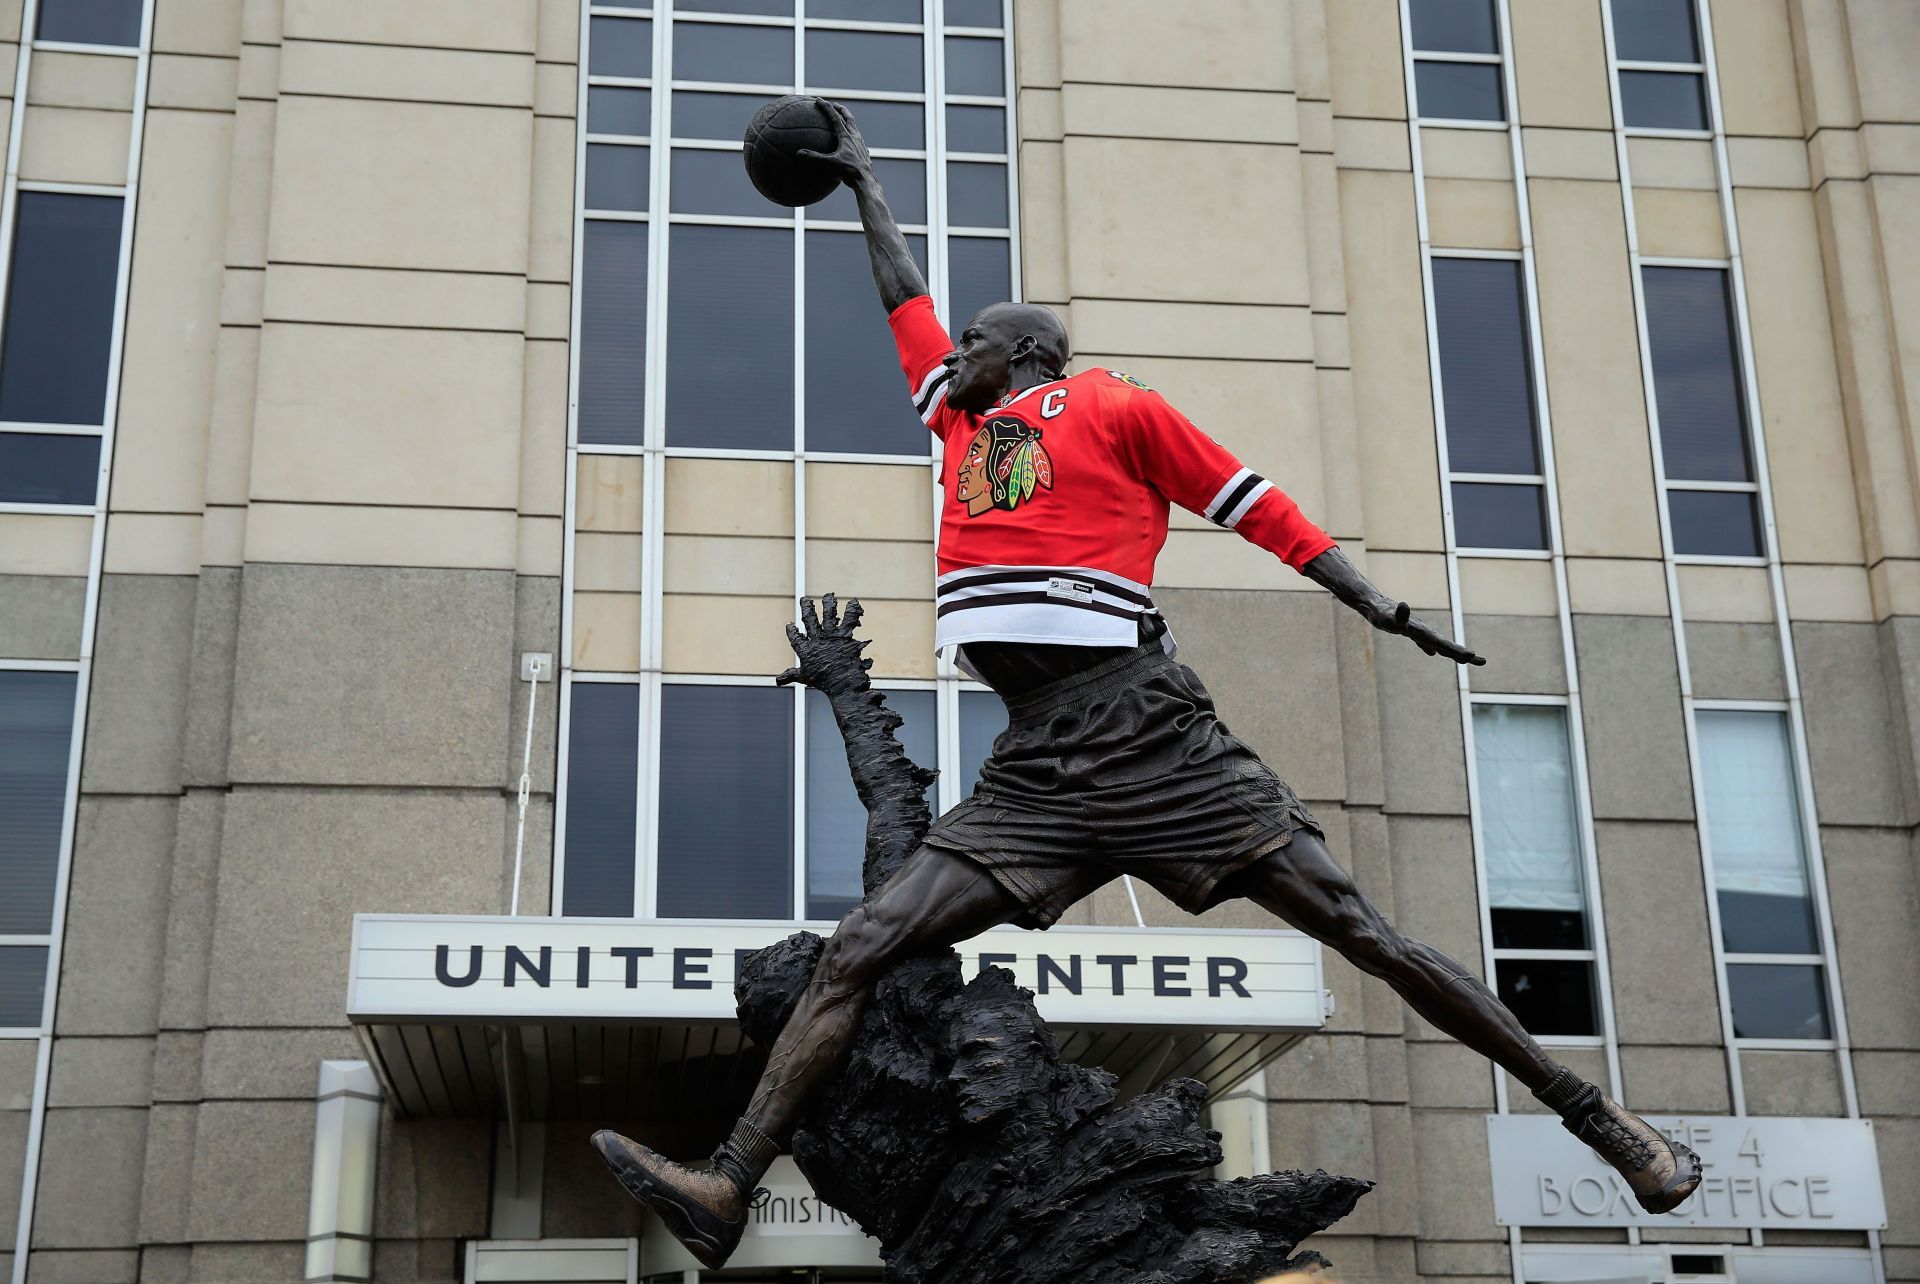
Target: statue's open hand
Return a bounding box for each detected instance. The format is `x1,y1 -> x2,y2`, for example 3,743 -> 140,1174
794,99 -> 875,187
1374,601 -> 1485,666
776,593 -> 874,693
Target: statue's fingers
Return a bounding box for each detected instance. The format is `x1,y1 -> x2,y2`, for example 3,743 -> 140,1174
1393,601 -> 1411,632
841,597 -> 865,631
821,591 -> 841,628
799,596 -> 820,632
775,665 -> 802,687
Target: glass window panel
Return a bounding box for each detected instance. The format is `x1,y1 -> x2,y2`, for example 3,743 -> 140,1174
946,161 -> 1007,227
578,221 -> 649,447
672,91 -> 778,141
1619,69 -> 1708,129
1494,958 -> 1598,1037
678,0 -> 791,13
806,688 -> 935,920
1697,710 -> 1819,955
0,671 -> 76,936
1410,0 -> 1498,54
804,229 -> 931,454
657,685 -> 793,919
1414,59 -> 1505,121
945,237 -> 1010,344
812,157 -> 926,223
666,225 -> 794,449
0,192 -> 124,427
0,433 -> 100,505
944,36 -> 1004,96
1451,481 -> 1547,550
805,29 -> 923,93
586,143 -> 650,212
588,86 -> 652,136
1642,267 -> 1749,482
561,683 -> 640,917
826,97 -> 923,150
944,0 -> 1002,27
669,147 -> 766,216
0,946 -> 49,1027
36,0 -> 142,46
1473,705 -> 1585,916
589,16 -> 653,79
1667,488 -> 1762,557
811,0 -> 923,19
673,20 -> 792,84
945,104 -> 1006,154
957,689 -> 1007,800
1730,1253 -> 1876,1284
1727,963 -> 1830,1040
1492,908 -> 1589,951
1432,258 -> 1540,475
1611,0 -> 1700,62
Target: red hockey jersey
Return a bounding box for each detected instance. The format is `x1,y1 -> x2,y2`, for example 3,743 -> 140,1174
890,294 -> 1335,659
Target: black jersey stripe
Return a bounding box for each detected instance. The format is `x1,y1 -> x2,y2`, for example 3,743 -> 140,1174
934,592 -> 1143,620
915,368 -> 953,416
935,568 -> 1155,607
1209,472 -> 1265,527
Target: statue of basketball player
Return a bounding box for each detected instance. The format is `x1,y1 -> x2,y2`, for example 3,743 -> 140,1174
593,102 -> 1701,1267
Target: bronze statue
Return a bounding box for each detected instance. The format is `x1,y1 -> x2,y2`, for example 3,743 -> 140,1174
594,101 -> 1700,1270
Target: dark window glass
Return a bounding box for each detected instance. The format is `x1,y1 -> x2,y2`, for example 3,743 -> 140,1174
673,21 -> 792,83
0,433 -> 100,505
0,946 -> 49,1027
0,671 -> 76,936
679,0 -> 792,14
1727,963 -> 1830,1040
1667,489 -> 1761,557
946,104 -> 1006,154
586,144 -> 650,212
1619,69 -> 1708,129
824,97 -> 923,150
805,230 -> 930,453
806,29 -> 923,92
1432,258 -> 1539,475
672,91 -> 777,141
1718,889 -> 1819,956
957,689 -> 1007,799
813,157 -> 926,223
588,86 -> 652,136
946,161 -> 1008,228
561,683 -> 639,917
946,237 -> 1010,344
1491,908 -> 1588,951
812,0 -> 922,20
1495,958 -> 1598,1037
669,147 -> 765,216
1452,482 -> 1547,550
944,0 -> 1002,26
36,0 -> 142,46
1643,267 -> 1749,482
1410,0 -> 1498,54
666,225 -> 794,449
944,36 -> 1004,96
657,685 -> 793,919
1611,0 -> 1700,62
0,192 -> 124,427
589,16 -> 653,79
806,688 -> 934,919
578,221 -> 649,447
1414,60 -> 1504,121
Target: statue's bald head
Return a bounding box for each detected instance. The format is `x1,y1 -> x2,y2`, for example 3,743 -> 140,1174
944,300 -> 1073,413
970,302 -> 1070,379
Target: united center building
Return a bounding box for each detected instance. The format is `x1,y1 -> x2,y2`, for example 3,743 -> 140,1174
0,0 -> 1913,1281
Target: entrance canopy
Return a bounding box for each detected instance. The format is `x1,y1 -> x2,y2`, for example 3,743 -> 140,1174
347,915 -> 1327,1124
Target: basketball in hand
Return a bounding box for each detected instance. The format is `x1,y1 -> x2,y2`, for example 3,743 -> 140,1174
743,95 -> 842,207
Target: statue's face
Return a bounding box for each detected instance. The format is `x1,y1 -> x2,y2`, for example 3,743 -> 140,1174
944,306 -> 1024,414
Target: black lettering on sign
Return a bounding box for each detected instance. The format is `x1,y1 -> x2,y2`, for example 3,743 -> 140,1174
435,944 -> 482,987
611,946 -> 653,988
505,945 -> 551,988
1096,954 -> 1138,995
1037,954 -> 1081,995
576,946 -> 593,988
978,952 -> 1018,978
1152,955 -> 1191,997
674,947 -> 713,989
1207,956 -> 1251,998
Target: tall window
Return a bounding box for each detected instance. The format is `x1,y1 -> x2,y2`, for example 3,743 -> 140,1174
1610,0 -> 1709,131
35,0 -> 143,46
1432,257 -> 1546,551
563,1 -> 1019,922
0,671 -> 78,1029
0,191 -> 126,507
1696,709 -> 1831,1041
1473,703 -> 1599,1038
1642,266 -> 1762,558
1408,0 -> 1505,124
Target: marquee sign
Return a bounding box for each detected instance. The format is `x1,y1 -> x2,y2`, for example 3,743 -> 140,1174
1488,1114 -> 1887,1230
347,914 -> 1326,1031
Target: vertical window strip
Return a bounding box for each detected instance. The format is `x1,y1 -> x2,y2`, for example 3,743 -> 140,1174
1408,0 -> 1505,123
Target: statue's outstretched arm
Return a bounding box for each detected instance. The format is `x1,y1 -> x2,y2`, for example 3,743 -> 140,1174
798,100 -> 930,314
1302,546 -> 1485,666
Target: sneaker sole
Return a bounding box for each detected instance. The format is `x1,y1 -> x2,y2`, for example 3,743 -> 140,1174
1637,1143 -> 1705,1215
590,1132 -> 730,1268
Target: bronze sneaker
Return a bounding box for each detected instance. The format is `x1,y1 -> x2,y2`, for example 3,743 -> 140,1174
591,1130 -> 747,1268
1564,1093 -> 1703,1214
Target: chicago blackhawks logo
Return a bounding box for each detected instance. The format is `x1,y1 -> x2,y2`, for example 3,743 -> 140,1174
955,416 -> 1053,518
1107,370 -> 1154,391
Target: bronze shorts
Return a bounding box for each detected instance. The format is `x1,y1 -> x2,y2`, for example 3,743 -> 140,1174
923,636 -> 1322,929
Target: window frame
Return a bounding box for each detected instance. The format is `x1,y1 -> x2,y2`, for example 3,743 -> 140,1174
0,658 -> 84,1039
1406,0 -> 1508,127
1606,0 -> 1713,138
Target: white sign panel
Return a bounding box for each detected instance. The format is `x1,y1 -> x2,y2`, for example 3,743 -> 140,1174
348,915 -> 1324,1031
642,1158 -> 882,1273
1487,1114 -> 1887,1231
